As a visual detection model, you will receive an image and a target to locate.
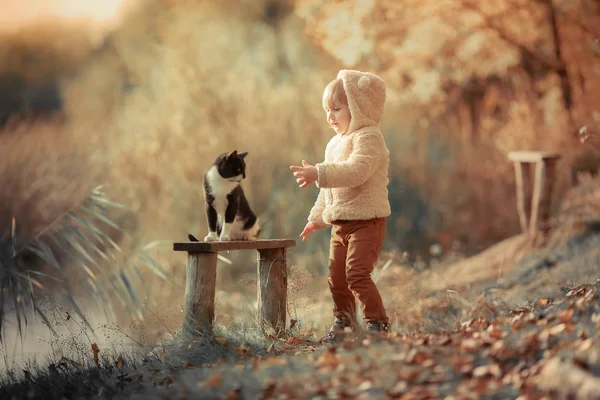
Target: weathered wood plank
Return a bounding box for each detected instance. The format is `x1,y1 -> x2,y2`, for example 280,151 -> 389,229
174,239 -> 296,252
183,252 -> 217,334
508,151 -> 561,163
257,247 -> 287,335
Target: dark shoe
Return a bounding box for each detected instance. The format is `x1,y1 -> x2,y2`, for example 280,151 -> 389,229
366,321 -> 389,335
320,318 -> 350,344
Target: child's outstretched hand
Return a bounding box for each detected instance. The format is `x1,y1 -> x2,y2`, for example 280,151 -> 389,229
290,160 -> 318,188
299,222 -> 321,242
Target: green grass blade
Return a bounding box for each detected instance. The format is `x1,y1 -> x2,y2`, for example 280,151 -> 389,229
9,277 -> 25,341
89,191 -> 128,209
66,216 -> 113,262
63,290 -> 92,332
29,241 -> 60,270
133,265 -> 150,299
11,217 -> 17,257
81,264 -> 98,282
32,302 -> 57,338
69,213 -> 108,245
107,276 -> 129,309
61,229 -> 98,267
0,260 -> 5,343
139,253 -> 168,281
48,235 -> 82,266
64,218 -> 88,242
105,236 -> 122,253
81,206 -> 123,232
24,270 -> 62,283
119,269 -> 140,310
141,240 -> 171,251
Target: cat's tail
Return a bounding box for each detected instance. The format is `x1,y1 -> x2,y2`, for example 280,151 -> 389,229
188,234 -> 199,242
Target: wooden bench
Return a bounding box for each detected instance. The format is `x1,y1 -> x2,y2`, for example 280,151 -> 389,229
508,151 -> 561,237
173,239 -> 296,335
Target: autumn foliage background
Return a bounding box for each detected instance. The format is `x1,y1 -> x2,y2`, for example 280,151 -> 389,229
0,0 -> 600,362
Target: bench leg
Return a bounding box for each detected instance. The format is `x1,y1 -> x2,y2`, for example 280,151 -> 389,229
257,247 -> 287,335
513,161 -> 532,233
529,161 -> 546,237
184,251 -> 217,335
536,159 -> 558,235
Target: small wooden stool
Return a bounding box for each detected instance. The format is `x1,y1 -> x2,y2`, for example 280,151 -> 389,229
173,239 -> 296,335
508,151 -> 561,237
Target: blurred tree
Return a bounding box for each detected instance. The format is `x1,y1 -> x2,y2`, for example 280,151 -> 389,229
0,20 -> 98,127
295,0 -> 600,249
0,74 -> 62,127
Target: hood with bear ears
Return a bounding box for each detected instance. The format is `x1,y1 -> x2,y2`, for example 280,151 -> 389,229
337,69 -> 387,134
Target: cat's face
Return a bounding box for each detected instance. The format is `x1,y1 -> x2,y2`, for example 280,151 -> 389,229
216,150 -> 248,181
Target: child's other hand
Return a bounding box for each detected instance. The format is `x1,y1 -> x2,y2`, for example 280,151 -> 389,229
299,222 -> 320,242
290,160 -> 318,188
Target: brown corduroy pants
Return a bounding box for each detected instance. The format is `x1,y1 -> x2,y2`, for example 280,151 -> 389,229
327,217 -> 388,325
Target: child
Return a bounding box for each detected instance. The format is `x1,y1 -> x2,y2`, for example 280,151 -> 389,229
290,69 -> 391,343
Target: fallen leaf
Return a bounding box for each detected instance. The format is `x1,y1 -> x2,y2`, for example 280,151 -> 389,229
572,356 -> 590,371
488,327 -> 504,339
549,323 -> 566,335
261,380 -> 277,399
224,387 -> 242,400
356,380 -> 372,392
579,338 -> 594,351
263,357 -> 288,366
158,374 -> 175,386
406,349 -> 430,365
116,356 -> 123,369
287,337 -> 303,345
237,343 -> 253,356
214,337 -> 228,346
91,343 -> 100,368
387,381 -> 408,397
567,285 -> 588,297
183,362 -> 195,368
461,338 -> 479,351
201,372 -> 222,388
473,363 -> 502,378
317,349 -> 339,369
558,308 -> 574,323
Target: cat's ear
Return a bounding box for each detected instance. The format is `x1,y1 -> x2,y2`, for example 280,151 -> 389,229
238,152 -> 248,159
227,150 -> 238,159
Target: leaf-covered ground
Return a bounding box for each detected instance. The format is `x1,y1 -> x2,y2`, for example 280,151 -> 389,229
4,278 -> 600,399
136,281 -> 600,400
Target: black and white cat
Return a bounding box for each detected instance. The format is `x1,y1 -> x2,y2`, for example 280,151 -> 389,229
189,150 -> 260,242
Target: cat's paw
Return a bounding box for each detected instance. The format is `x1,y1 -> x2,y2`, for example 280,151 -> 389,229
204,232 -> 218,242
219,235 -> 231,242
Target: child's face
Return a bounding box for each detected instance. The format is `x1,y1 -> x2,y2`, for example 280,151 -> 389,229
324,100 -> 351,134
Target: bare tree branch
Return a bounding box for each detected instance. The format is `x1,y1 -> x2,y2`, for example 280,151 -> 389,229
545,0 -> 575,131
458,0 -> 566,72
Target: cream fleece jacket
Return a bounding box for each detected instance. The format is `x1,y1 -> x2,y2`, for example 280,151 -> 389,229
308,70 -> 391,227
